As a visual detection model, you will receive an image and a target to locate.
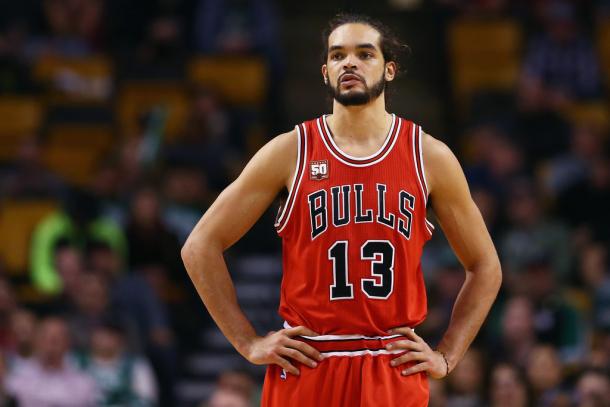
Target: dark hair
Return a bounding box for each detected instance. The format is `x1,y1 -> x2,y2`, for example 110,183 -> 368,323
321,13 -> 411,75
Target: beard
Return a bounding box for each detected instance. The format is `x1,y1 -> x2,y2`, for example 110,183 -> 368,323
326,71 -> 386,106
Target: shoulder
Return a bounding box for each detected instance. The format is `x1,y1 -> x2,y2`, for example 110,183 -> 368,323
420,131 -> 464,193
247,128 -> 298,173
265,128 -> 299,157
233,127 -> 300,190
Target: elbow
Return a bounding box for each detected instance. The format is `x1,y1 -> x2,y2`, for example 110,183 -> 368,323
180,240 -> 195,271
181,234 -> 205,273
472,256 -> 502,293
180,229 -> 222,274
490,257 -> 503,293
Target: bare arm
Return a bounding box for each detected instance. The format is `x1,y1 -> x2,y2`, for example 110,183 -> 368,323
387,133 -> 501,378
181,130 -> 322,375
425,133 -> 502,372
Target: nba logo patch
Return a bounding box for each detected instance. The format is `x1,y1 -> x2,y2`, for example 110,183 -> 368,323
310,160 -> 329,180
280,369 -> 287,380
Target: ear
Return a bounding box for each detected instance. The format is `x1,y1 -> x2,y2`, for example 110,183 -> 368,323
384,61 -> 396,82
321,64 -> 328,83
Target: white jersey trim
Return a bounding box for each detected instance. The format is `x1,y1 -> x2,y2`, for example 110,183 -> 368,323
319,349 -> 405,359
317,114 -> 401,168
411,124 -> 434,237
283,320 -> 408,341
412,124 -> 428,205
275,124 -> 307,233
418,126 -> 431,201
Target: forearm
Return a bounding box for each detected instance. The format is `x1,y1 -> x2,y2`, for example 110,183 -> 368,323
182,238 -> 258,357
436,261 -> 501,373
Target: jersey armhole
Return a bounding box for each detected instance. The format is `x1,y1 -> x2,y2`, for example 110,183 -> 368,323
275,123 -> 308,234
412,124 -> 435,237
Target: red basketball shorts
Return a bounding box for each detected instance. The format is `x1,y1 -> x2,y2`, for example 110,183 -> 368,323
260,329 -> 429,407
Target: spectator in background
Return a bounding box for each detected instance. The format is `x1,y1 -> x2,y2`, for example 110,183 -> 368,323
162,164 -> 211,242
5,308 -> 37,373
0,136 -> 66,200
522,255 -> 586,362
126,184 -> 183,281
577,243 -> 610,332
559,153 -> 610,245
418,254 -> 464,345
543,123 -> 605,196
86,242 -> 171,347
587,331 -> 610,370
194,0 -> 279,57
491,296 -> 537,369
463,124 -> 525,198
87,241 -> 176,406
6,317 -> 98,407
90,158 -> 128,225
79,321 -> 158,406
23,0 -> 105,60
518,0 -> 603,111
445,348 -> 485,407
133,5 -> 187,75
0,352 -> 17,406
192,0 -> 286,132
573,368 -> 610,407
526,344 -> 569,407
29,188 -> 127,295
165,87 -> 237,190
64,272 -> 139,353
0,278 -> 17,350
48,243 -> 85,309
488,363 -> 531,407
500,179 -> 572,284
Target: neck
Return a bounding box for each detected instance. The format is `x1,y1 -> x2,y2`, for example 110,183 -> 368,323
329,95 -> 390,140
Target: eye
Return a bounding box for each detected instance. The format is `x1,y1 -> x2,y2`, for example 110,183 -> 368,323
360,52 -> 373,59
330,53 -> 344,61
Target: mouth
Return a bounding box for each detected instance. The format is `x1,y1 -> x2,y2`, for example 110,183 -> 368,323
339,73 -> 363,87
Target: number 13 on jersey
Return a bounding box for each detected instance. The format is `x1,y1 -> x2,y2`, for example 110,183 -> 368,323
328,240 -> 395,301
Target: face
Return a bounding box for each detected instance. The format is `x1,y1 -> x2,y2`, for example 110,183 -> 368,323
36,318 -> 70,366
91,328 -> 123,359
448,349 -> 483,393
75,273 -> 108,315
526,345 -> 562,392
502,297 -> 535,341
577,372 -> 610,406
323,23 -> 395,106
491,365 -> 528,407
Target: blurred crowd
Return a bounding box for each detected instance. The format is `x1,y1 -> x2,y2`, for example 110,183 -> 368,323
0,0 -> 608,406
420,0 -> 610,406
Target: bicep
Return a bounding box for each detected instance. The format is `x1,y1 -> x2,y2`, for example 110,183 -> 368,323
427,140 -> 497,270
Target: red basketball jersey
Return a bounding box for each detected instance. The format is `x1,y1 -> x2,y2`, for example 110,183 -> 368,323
274,114 -> 434,336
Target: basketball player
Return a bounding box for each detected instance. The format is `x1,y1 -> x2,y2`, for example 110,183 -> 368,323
182,13 -> 502,406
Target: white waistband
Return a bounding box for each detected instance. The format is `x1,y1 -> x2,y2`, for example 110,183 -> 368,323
282,321 -> 411,341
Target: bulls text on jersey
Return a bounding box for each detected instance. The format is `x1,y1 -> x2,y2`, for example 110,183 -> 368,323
307,183 -> 417,240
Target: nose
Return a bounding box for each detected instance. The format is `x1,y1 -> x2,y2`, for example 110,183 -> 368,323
343,54 -> 358,71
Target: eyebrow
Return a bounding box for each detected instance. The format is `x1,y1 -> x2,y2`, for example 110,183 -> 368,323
329,43 -> 378,52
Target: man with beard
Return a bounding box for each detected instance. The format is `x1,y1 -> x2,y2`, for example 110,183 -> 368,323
182,13 -> 502,406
